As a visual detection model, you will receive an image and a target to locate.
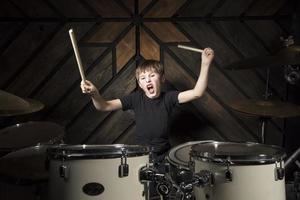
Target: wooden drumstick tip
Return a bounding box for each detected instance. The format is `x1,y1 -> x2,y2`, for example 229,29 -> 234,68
69,28 -> 86,81
69,29 -> 74,36
177,44 -> 204,53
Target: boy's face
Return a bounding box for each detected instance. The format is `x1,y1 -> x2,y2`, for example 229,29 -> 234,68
137,69 -> 164,99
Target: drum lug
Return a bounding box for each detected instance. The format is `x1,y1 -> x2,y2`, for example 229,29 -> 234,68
119,148 -> 129,178
224,169 -> 233,182
118,163 -> 129,178
59,164 -> 69,179
213,169 -> 233,184
275,161 -> 285,181
213,160 -> 233,183
224,159 -> 233,182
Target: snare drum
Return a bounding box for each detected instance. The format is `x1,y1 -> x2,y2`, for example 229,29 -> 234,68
47,144 -> 150,200
190,141 -> 286,200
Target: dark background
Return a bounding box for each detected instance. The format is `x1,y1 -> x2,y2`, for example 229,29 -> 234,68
0,0 -> 299,199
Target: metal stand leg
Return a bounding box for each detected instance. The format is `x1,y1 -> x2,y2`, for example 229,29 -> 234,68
260,118 -> 269,143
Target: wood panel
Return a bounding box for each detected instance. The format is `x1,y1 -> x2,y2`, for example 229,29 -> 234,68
86,0 -> 130,17
245,0 -> 286,16
0,1 -> 23,17
0,2 -> 298,198
245,20 -> 285,51
213,0 -> 254,16
145,22 -> 189,43
49,0 -> 95,18
46,51 -> 112,126
1,22 -> 59,89
87,109 -> 135,144
86,22 -> 130,43
145,0 -> 187,17
116,27 -> 135,72
0,0 -> 294,149
169,45 -> 262,140
33,46 -> 106,117
11,0 -> 57,18
0,22 -> 24,52
177,22 -> 267,98
139,0 -> 152,14
65,61 -> 136,144
178,0 -> 220,17
114,124 -> 136,144
140,28 -> 160,60
121,0 -> 134,14
164,52 -> 256,142
6,23 -> 94,97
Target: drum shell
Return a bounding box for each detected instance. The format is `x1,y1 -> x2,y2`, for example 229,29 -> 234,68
191,141 -> 286,200
194,160 -> 286,200
48,146 -> 149,200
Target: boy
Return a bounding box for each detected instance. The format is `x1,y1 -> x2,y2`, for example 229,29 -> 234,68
81,48 -> 214,163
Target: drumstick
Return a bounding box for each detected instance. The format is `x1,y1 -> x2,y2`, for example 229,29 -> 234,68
177,44 -> 203,53
69,29 -> 86,81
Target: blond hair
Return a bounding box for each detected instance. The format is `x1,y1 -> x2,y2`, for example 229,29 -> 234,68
135,60 -> 164,80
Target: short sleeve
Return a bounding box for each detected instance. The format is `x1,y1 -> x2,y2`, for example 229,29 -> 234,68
164,91 -> 180,109
120,91 -> 138,111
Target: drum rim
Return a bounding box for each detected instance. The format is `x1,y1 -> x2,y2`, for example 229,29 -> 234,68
167,140 -> 215,169
191,141 -> 286,165
47,144 -> 150,159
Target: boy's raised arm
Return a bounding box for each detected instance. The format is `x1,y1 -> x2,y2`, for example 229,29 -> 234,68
178,47 -> 214,104
81,80 -> 122,111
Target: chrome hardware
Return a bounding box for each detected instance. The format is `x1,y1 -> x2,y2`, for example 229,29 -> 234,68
59,150 -> 69,179
118,148 -> 129,178
224,159 -> 233,182
59,164 -> 69,179
275,160 -> 285,181
280,35 -> 294,47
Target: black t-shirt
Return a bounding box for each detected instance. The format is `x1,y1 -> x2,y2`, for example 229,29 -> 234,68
120,90 -> 180,153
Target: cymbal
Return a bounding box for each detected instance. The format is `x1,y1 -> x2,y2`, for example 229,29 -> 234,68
0,145 -> 50,181
0,90 -> 44,117
228,99 -> 300,118
0,121 -> 65,150
225,45 -> 300,70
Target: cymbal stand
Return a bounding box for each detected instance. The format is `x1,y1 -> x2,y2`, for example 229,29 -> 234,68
260,68 -> 272,143
260,117 -> 271,144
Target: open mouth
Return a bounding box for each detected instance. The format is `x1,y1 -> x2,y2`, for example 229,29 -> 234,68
147,84 -> 155,94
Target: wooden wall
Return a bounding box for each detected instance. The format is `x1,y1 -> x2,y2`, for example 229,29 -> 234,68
0,0 -> 297,149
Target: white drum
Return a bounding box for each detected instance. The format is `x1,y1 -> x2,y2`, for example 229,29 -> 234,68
190,141 -> 286,200
47,144 -> 150,200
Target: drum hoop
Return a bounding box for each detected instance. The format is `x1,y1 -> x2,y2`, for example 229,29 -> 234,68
191,141 -> 286,165
167,140 -> 215,169
47,144 -> 150,160
192,154 -> 286,165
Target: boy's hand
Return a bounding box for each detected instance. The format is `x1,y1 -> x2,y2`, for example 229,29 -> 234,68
201,47 -> 214,65
80,80 -> 99,96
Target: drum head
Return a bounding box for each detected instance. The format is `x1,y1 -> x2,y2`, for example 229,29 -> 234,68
191,141 -> 286,164
47,144 -> 150,160
167,141 -> 214,169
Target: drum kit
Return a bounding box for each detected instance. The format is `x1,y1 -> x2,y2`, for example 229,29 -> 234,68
0,90 -> 64,183
0,93 -> 293,200
0,39 -> 300,200
43,141 -> 285,200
